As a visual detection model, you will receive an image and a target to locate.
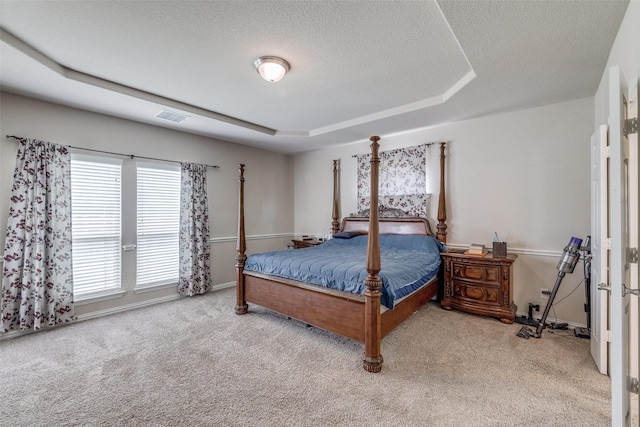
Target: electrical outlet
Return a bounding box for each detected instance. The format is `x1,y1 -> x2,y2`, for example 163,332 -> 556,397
540,288 -> 551,299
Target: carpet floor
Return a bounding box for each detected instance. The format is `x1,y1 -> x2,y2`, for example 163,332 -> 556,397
0,287 -> 610,426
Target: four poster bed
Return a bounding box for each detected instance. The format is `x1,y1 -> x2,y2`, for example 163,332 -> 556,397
235,136 -> 448,372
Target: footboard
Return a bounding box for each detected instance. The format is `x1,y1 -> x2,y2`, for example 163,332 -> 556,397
244,271 -> 366,342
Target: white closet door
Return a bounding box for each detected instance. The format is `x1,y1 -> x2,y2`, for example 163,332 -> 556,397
609,65 -> 632,426
590,124 -> 609,375
628,69 -> 639,427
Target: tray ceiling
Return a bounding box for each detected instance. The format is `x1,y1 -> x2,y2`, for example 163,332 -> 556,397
0,1 -> 629,153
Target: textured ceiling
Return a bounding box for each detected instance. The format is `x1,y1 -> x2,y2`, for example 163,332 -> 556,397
0,0 -> 629,154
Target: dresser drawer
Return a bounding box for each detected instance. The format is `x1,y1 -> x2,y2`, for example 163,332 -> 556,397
441,251 -> 517,324
452,280 -> 501,306
452,262 -> 500,285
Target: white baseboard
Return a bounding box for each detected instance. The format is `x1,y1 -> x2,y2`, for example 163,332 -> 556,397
0,328 -> 38,341
76,294 -> 181,322
77,283 -> 235,321
514,310 -> 587,329
211,281 -> 235,291
0,284 -> 236,341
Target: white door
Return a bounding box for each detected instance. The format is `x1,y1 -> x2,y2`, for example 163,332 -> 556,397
628,70 -> 639,427
591,124 -> 609,375
609,65 -> 634,426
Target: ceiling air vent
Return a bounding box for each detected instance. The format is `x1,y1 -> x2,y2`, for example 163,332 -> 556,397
155,110 -> 189,123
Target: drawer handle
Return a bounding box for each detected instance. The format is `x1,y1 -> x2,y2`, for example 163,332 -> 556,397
454,268 -> 460,275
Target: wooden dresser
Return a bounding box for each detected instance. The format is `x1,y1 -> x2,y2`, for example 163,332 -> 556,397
440,249 -> 517,323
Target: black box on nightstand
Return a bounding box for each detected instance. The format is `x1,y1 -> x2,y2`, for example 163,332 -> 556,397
493,242 -> 507,257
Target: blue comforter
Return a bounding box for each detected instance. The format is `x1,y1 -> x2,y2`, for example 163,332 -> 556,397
244,234 -> 445,309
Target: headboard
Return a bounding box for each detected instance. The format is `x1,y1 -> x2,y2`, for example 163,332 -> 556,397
340,206 -> 435,236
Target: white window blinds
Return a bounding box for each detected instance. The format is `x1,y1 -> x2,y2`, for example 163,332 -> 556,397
136,163 -> 181,288
71,155 -> 122,295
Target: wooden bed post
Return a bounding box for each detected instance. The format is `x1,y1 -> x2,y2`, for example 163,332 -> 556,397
332,160 -> 340,235
436,142 -> 447,244
235,164 -> 248,315
363,136 -> 383,373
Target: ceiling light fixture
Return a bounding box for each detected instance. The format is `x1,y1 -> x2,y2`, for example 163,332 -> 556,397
254,56 -> 290,83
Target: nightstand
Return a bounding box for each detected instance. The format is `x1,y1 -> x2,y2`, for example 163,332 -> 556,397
291,239 -> 324,249
440,249 -> 517,324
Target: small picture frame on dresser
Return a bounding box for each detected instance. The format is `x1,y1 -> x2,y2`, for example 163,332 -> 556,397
493,241 -> 507,257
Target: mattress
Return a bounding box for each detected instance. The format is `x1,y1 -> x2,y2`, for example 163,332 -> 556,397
244,234 -> 445,309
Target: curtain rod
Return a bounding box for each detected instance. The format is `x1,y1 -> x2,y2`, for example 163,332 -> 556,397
350,141 -> 440,158
5,135 -> 220,169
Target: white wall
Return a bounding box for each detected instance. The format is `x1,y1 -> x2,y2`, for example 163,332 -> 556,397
294,97 -> 594,325
594,1 -> 640,129
0,93 -> 293,319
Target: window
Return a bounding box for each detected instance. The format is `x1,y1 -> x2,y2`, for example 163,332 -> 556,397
136,163 -> 181,288
71,155 -> 122,296
69,157 -> 181,298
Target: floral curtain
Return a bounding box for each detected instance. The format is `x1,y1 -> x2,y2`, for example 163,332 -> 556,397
178,163 -> 212,296
357,144 -> 430,217
1,138 -> 74,333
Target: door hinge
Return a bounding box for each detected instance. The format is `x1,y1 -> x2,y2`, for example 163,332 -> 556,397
604,330 -> 612,343
601,281 -> 640,297
602,145 -> 611,158
598,283 -> 611,293
630,377 -> 639,395
604,238 -> 612,250
629,247 -> 639,264
623,285 -> 640,298
624,117 -> 638,137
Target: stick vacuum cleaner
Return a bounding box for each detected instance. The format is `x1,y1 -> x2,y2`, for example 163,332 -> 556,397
574,236 -> 592,339
517,236 -> 588,339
